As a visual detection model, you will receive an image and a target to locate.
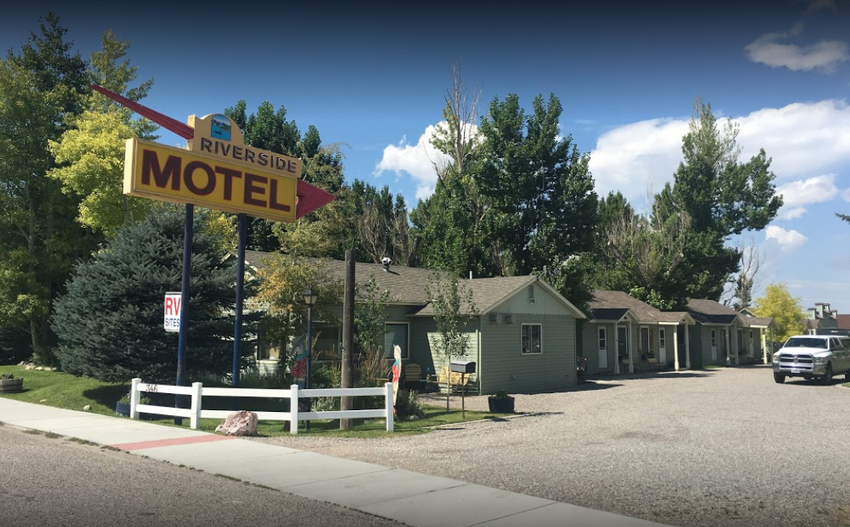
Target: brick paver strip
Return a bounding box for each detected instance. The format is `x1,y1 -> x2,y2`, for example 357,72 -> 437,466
112,434 -> 236,451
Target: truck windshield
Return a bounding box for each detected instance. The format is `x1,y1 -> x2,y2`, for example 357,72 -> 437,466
784,338 -> 827,349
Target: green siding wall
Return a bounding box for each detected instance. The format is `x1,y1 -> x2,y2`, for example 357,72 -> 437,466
478,313 -> 575,394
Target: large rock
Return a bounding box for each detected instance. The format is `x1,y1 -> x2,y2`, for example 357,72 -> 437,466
215,410 -> 258,436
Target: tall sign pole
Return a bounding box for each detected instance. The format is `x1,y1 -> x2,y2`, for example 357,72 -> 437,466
340,250 -> 355,430
175,203 -> 193,424
231,213 -> 247,409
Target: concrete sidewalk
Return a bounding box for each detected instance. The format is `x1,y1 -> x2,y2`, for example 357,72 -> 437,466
0,397 -> 669,527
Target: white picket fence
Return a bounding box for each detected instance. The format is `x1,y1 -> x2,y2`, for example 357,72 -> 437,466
129,378 -> 394,434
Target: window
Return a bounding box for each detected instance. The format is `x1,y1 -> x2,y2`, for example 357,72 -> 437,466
598,327 -> 607,350
522,324 -> 542,354
711,329 -> 717,347
659,328 -> 666,348
640,326 -> 650,355
384,322 -> 409,359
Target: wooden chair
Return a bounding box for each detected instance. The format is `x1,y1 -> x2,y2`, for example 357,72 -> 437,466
403,363 -> 422,390
435,366 -> 470,393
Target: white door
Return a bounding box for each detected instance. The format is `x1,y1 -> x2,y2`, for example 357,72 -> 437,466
659,328 -> 667,364
711,329 -> 718,362
597,327 -> 608,370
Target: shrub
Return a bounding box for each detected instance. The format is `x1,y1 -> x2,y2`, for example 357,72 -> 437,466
394,389 -> 426,420
52,207 -> 253,383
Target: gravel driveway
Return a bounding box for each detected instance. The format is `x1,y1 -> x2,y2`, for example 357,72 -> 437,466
251,365 -> 850,527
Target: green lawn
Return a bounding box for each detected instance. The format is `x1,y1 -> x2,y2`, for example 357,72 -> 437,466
0,365 -> 506,437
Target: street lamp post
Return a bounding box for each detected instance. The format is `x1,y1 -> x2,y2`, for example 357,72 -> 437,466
303,288 -> 318,430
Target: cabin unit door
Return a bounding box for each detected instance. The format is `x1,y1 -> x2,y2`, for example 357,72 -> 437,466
597,327 -> 608,370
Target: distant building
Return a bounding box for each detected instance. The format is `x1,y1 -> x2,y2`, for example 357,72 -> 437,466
806,302 -> 838,334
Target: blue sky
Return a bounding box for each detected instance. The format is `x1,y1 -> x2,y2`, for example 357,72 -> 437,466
3,2 -> 850,315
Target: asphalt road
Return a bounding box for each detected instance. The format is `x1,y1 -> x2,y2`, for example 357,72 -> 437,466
0,424 -> 406,527
251,365 -> 850,527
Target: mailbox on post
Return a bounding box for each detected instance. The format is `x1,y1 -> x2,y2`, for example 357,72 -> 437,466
449,361 -> 476,417
450,361 -> 476,374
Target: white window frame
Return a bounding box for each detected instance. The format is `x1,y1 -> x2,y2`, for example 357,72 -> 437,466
659,328 -> 666,349
711,329 -> 717,347
598,327 -> 607,351
640,326 -> 650,355
521,323 -> 542,355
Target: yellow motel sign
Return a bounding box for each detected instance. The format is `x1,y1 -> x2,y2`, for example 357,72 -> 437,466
124,113 -> 303,223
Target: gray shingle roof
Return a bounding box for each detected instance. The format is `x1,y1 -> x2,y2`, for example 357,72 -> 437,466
243,250 -> 443,306
414,275 -> 539,316
739,316 -> 773,328
588,290 -> 694,325
589,290 -> 660,323
686,299 -> 739,325
241,251 -> 584,318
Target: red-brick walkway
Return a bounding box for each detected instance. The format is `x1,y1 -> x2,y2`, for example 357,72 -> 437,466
112,434 -> 235,451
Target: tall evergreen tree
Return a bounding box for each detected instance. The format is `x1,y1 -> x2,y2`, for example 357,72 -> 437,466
52,207 -> 241,383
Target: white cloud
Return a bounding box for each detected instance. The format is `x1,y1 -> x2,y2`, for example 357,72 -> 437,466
774,173 -> 840,218
745,24 -> 849,72
587,118 -> 688,203
778,207 -> 808,220
765,225 -> 808,252
589,100 -> 850,207
736,101 -> 850,180
373,124 -> 452,203
374,121 -> 482,203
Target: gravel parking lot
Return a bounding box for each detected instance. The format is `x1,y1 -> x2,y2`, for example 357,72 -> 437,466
252,365 -> 850,527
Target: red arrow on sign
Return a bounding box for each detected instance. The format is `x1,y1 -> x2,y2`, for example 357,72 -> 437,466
91,84 -> 336,219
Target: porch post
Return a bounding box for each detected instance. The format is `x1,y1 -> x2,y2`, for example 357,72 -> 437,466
732,328 -> 743,366
761,328 -> 768,364
614,324 -> 620,375
725,330 -> 732,366
673,327 -> 680,372
685,324 -> 691,369
628,321 -> 634,374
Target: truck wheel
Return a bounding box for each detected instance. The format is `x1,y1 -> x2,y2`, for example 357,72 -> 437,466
820,364 -> 833,385
773,372 -> 785,384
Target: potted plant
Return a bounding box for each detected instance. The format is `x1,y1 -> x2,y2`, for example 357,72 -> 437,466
0,372 -> 23,393
488,389 -> 515,413
115,393 -> 132,416
115,392 -> 151,418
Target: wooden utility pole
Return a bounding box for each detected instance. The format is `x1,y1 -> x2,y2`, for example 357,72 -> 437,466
340,250 -> 355,429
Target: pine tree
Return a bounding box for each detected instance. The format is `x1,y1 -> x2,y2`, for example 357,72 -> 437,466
52,207 -> 243,383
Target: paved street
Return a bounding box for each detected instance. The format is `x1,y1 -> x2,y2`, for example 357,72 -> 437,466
0,424 -> 405,527
252,365 -> 850,527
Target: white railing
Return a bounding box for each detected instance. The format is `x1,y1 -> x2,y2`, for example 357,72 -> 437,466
129,378 -> 394,434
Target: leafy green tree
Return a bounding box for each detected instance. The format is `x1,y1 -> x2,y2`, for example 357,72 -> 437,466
253,253 -> 343,374
476,93 -> 599,311
426,272 -> 477,411
224,100 -> 349,252
655,98 -> 782,303
0,12 -> 98,364
52,207 -> 241,383
48,29 -> 157,236
600,199 -> 691,310
752,283 -> 807,344
351,276 -> 393,386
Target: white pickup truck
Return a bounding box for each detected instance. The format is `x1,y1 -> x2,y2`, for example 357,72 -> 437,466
772,335 -> 850,384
